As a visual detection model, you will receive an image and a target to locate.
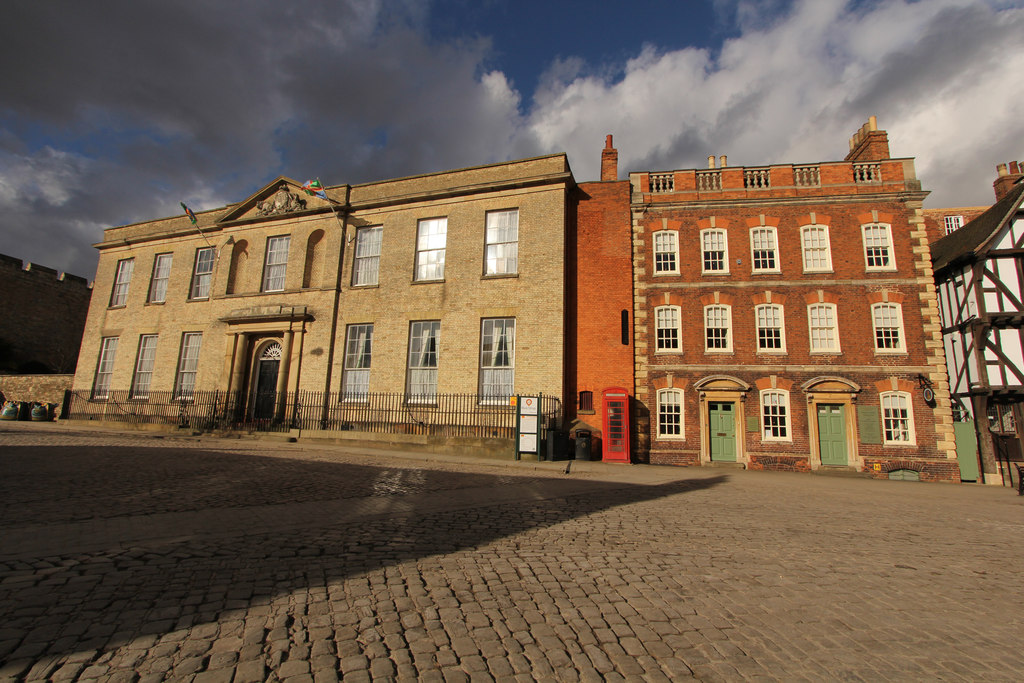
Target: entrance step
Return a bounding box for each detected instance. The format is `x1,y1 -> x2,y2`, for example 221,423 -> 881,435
706,461 -> 746,469
812,466 -> 868,478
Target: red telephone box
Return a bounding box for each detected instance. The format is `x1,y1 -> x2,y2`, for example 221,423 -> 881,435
602,388 -> 631,463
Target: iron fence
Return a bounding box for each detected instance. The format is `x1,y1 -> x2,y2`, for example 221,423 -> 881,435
64,389 -> 563,441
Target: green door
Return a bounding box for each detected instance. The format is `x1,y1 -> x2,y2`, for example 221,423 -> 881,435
709,402 -> 736,462
953,419 -> 980,482
817,404 -> 847,466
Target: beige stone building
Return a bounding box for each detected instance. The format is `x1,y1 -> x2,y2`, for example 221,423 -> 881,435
72,155 -> 573,427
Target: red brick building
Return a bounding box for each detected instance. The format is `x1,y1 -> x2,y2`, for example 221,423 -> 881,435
626,118 -> 959,480
566,137 -> 633,461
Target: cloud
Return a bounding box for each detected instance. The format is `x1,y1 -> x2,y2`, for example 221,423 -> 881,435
0,0 -> 1020,279
524,0 -> 1024,207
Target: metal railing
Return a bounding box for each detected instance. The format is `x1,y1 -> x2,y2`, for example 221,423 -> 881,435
64,389 -> 563,441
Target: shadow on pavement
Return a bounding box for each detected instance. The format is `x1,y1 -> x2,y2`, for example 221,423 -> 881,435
0,444 -> 727,666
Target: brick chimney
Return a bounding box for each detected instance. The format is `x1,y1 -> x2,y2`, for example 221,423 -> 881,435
844,116 -> 891,162
601,135 -> 618,181
994,161 -> 1023,201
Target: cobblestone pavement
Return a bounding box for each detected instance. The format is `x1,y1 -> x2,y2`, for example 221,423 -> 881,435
1,423 -> 1023,682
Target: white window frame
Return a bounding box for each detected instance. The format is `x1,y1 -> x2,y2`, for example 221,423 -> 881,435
414,217 -> 447,281
749,227 -> 780,273
871,303 -> 905,353
407,320 -> 440,403
862,223 -> 896,271
174,332 -> 202,400
755,304 -> 786,352
653,231 -> 679,275
654,306 -> 681,353
147,253 -> 172,304
92,337 -> 119,399
341,324 -> 373,402
109,258 -> 134,307
704,304 -> 733,352
484,210 -> 519,276
760,389 -> 791,441
130,335 -> 158,400
352,226 -> 383,286
881,391 -> 916,445
944,215 -> 964,235
656,388 -> 684,439
189,247 -> 215,300
700,229 -> 729,274
808,303 -> 840,353
479,318 -> 515,403
800,225 -> 832,272
261,235 -> 290,292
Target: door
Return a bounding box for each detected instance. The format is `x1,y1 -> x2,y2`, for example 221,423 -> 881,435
708,402 -> 736,462
817,404 -> 847,466
253,357 -> 279,420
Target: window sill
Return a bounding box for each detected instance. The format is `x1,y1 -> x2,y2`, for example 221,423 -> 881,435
349,283 -> 380,290
577,409 -> 595,415
809,350 -> 842,355
750,270 -> 781,275
653,271 -> 680,277
412,279 -> 445,285
701,271 -> 731,276
187,297 -> 210,303
482,273 -> 518,280
881,441 -> 917,448
107,304 -> 127,310
865,267 -> 898,273
874,349 -> 907,355
144,301 -> 165,306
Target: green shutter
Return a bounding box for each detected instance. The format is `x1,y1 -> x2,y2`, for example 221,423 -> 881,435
858,406 -> 882,445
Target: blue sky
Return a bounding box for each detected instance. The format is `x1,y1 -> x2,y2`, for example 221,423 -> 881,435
1,0 -> 1022,279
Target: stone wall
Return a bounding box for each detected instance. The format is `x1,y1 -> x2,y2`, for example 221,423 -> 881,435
0,374 -> 74,408
0,253 -> 92,374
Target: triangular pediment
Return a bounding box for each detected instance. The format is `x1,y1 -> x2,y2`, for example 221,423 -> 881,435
217,176 -> 331,225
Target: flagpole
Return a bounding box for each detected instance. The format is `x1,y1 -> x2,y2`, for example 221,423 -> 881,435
180,202 -> 213,248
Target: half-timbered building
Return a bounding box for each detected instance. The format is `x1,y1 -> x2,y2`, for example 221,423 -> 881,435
932,175 -> 1024,485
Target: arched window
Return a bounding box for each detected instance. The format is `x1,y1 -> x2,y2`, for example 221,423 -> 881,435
800,225 -> 832,272
749,227 -> 779,272
657,388 -> 684,439
755,304 -> 785,352
700,229 -> 728,274
871,303 -> 905,352
655,306 -> 681,352
704,304 -> 732,352
808,303 -> 840,352
760,389 -> 790,441
880,392 -> 915,444
653,230 -> 679,275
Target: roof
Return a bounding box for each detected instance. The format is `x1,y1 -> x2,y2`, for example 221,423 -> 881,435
931,180 -> 1024,274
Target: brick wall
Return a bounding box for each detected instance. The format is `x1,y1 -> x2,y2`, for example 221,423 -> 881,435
0,374 -> 73,409
568,179 -> 633,455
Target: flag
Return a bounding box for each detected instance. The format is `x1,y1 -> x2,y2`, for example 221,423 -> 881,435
180,202 -> 197,225
302,179 -> 327,200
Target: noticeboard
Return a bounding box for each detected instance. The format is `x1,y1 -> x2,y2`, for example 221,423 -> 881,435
515,395 -> 540,458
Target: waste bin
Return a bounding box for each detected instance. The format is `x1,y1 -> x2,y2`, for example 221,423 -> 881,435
546,430 -> 569,461
574,430 -> 592,461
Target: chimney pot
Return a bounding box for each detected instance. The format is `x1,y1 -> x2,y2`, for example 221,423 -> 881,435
719,155 -> 727,168
997,163 -> 1009,177
1010,161 -> 1021,175
600,134 -> 618,181
708,155 -> 716,169
868,115 -> 877,131
605,134 -> 613,149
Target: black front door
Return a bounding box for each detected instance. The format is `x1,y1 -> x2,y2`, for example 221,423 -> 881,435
253,358 -> 279,420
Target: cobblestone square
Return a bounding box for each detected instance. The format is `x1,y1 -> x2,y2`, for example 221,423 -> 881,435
1,422 -> 1022,681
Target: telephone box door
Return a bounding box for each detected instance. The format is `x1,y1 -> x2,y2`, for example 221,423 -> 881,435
602,388 -> 631,463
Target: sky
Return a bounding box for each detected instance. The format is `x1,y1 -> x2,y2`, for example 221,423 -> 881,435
1,0 -> 1022,280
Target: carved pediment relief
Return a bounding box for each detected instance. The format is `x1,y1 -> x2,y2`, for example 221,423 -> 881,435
256,184 -> 307,217
217,176 -> 322,225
